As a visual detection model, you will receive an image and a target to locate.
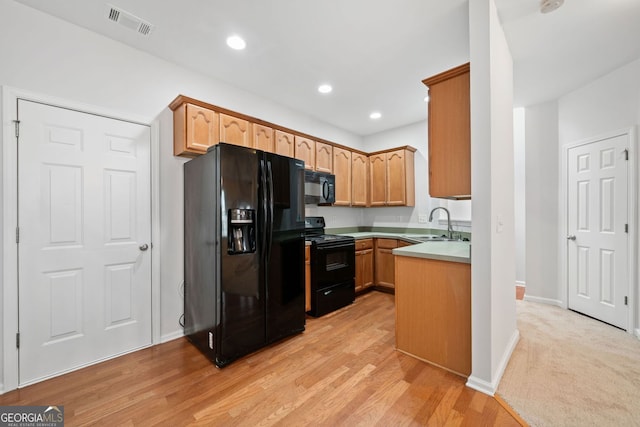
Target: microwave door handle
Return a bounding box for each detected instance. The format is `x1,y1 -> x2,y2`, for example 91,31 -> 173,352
322,180 -> 329,201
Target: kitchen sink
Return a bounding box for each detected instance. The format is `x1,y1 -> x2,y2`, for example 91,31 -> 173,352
402,234 -> 469,243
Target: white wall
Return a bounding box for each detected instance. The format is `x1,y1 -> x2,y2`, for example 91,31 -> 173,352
557,58 -> 640,330
0,0 -> 362,391
467,0 -> 518,395
514,108 -> 526,285
523,101 -> 561,304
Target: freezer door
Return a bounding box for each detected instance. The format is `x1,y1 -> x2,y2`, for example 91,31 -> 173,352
217,144 -> 266,366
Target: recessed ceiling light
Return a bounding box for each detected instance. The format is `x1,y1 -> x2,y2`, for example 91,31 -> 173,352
318,84 -> 333,94
540,0 -> 564,13
226,35 -> 246,50
369,112 -> 382,120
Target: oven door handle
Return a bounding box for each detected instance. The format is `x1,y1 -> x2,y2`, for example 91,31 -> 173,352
315,241 -> 355,251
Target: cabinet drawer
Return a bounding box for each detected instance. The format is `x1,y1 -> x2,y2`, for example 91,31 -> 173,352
376,238 -> 398,249
355,238 -> 373,251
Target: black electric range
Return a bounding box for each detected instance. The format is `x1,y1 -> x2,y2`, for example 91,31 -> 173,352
304,217 -> 355,317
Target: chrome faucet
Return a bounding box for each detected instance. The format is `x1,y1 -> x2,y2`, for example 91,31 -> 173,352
428,207 -> 453,239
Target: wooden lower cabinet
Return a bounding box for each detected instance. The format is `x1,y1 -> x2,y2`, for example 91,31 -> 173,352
305,245 -> 311,312
395,255 -> 471,377
355,239 -> 374,292
374,239 -> 398,290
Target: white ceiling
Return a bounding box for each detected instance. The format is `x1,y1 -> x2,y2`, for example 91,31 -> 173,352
13,0 -> 640,136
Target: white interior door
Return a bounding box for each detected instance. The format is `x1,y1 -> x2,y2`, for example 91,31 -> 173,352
17,99 -> 152,385
567,134 -> 628,329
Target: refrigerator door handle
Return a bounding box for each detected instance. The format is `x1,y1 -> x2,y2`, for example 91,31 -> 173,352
266,160 -> 275,263
260,159 -> 268,264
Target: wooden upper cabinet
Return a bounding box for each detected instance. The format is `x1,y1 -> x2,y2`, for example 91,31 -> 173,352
220,113 -> 251,148
315,142 -> 333,173
351,152 -> 369,207
386,149 -> 415,206
274,130 -> 295,157
332,147 -> 351,206
173,103 -> 219,157
369,153 -> 387,207
253,123 -> 274,153
369,148 -> 415,207
295,136 -> 315,170
422,63 -> 471,199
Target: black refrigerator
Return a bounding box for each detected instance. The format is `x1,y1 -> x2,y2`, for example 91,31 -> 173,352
184,143 -> 306,367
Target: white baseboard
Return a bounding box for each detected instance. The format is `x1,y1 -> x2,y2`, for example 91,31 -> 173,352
161,330 -> 185,343
492,329 -> 520,391
635,329 -> 640,340
522,295 -> 563,307
466,329 -> 520,396
466,375 -> 496,396
515,281 -> 526,287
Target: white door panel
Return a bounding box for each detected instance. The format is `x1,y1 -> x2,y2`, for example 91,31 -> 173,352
567,134 -> 628,329
18,100 -> 152,385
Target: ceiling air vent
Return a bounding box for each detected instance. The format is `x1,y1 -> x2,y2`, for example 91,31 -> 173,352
105,4 -> 154,36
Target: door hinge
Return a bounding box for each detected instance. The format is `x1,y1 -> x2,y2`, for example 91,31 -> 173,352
624,149 -> 629,160
624,296 -> 628,306
16,226 -> 20,243
13,120 -> 20,138
625,224 -> 628,233
16,333 -> 20,349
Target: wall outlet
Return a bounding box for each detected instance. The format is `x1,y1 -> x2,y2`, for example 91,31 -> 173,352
418,214 -> 429,223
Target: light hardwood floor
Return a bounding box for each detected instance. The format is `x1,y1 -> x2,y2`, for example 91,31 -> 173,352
0,291 -> 523,426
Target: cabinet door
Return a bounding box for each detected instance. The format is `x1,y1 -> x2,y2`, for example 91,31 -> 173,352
362,248 -> 374,289
351,152 -> 369,207
333,147 -> 351,206
369,153 -> 387,206
174,103 -> 219,156
315,142 -> 333,173
295,136 -> 315,170
253,123 -> 274,153
355,250 -> 364,293
274,130 -> 295,157
375,239 -> 398,289
425,64 -> 471,198
220,113 -> 251,148
386,150 -> 406,206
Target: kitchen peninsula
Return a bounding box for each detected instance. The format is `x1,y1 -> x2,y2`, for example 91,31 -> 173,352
394,241 -> 471,377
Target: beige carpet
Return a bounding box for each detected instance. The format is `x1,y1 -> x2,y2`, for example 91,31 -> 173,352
497,300 -> 640,426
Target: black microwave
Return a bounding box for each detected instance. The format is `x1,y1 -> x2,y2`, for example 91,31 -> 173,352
304,170 -> 335,205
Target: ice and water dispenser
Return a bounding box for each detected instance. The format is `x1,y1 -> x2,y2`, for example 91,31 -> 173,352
228,209 -> 256,254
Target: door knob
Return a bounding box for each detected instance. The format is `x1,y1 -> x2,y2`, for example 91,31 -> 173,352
139,243 -> 149,251
566,235 -> 576,241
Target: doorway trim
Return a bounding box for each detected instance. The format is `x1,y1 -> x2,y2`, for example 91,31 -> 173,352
1,86 -> 161,392
559,126 -> 637,334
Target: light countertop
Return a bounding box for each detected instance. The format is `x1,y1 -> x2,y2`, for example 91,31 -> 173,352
339,232 -> 471,264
